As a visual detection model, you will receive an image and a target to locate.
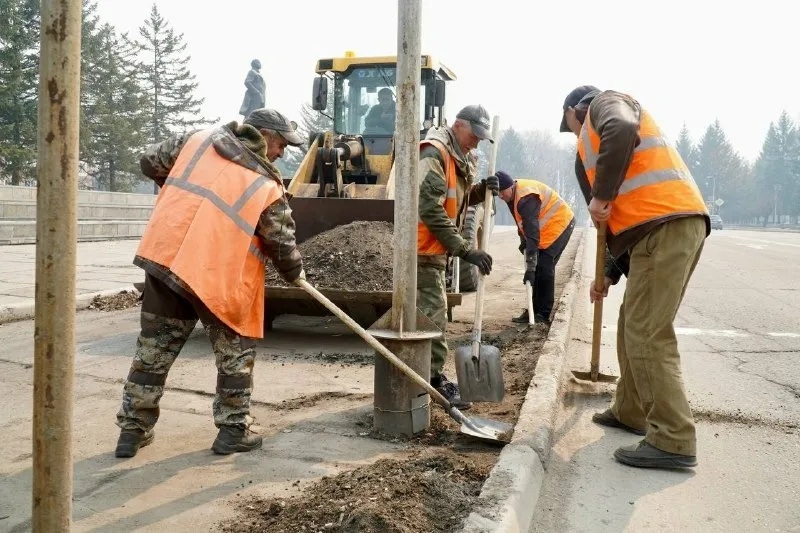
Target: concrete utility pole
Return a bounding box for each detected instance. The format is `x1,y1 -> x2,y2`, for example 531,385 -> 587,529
390,0 -> 422,333
33,1 -> 81,530
372,0 -> 438,437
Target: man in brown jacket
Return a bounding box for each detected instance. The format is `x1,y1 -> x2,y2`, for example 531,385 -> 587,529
561,86 -> 709,469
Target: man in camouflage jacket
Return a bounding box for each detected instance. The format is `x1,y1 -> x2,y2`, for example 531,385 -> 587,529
418,104 -> 499,409
115,109 -> 305,458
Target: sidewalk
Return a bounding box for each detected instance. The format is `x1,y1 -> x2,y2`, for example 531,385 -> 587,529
0,240 -> 141,320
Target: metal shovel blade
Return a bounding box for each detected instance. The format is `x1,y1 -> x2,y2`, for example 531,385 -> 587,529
571,369 -> 618,383
455,343 -> 505,403
448,407 -> 513,444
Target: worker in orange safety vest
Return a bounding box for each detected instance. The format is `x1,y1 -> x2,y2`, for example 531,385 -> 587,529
114,108 -> 305,458
494,172 -> 575,324
561,85 -> 709,469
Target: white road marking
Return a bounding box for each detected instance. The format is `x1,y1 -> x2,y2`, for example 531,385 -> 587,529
718,233 -> 800,248
594,325 -> 800,339
735,243 -> 766,250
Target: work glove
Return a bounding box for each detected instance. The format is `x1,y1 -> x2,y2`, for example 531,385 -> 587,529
283,265 -> 305,284
462,249 -> 493,275
523,269 -> 536,286
518,240 -> 526,254
482,174 -> 499,196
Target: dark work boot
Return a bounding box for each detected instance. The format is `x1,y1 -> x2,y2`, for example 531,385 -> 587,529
115,429 -> 154,458
212,425 -> 263,455
614,440 -> 697,469
592,409 -> 646,436
511,309 -> 529,324
432,374 -> 472,411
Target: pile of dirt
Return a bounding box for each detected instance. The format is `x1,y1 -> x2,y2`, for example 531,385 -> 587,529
87,290 -> 141,311
219,452 -> 489,533
266,221 -> 394,292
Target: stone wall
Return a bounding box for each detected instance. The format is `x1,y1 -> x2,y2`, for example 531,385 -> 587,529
0,185 -> 155,244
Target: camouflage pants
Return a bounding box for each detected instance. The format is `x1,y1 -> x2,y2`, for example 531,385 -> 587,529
116,274 -> 257,432
416,263 -> 448,377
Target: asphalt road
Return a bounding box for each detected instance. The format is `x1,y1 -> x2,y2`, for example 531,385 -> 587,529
532,228 -> 800,533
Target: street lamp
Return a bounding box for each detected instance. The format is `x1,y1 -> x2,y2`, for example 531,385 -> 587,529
706,176 -> 717,214
774,184 -> 782,225
706,175 -> 716,204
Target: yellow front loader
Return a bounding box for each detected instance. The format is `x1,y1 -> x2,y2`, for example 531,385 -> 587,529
265,52 -> 486,328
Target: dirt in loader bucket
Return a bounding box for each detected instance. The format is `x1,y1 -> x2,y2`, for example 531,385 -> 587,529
266,220 -> 394,292
219,450 -> 491,533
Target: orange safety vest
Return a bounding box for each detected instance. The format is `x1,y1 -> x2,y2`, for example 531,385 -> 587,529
136,128 -> 283,338
512,179 -> 574,249
578,106 -> 708,236
417,139 -> 458,255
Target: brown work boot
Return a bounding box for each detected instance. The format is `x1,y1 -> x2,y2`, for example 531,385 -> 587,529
592,409 -> 646,436
115,429 -> 154,458
212,425 -> 263,455
614,440 -> 697,469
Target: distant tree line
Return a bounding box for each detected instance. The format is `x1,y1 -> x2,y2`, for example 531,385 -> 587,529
0,1 -> 212,192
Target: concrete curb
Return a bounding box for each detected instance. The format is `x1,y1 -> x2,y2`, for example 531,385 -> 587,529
0,286 -> 139,325
460,228 -> 587,533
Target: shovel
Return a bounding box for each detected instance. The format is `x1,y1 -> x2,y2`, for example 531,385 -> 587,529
294,279 -> 513,444
572,220 -> 618,383
523,255 -> 535,327
454,116 -> 505,403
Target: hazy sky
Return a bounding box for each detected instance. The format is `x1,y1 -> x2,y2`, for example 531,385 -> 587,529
95,0 -> 797,162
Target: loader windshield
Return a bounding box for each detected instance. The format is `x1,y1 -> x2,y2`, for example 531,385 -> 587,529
334,66 -> 426,136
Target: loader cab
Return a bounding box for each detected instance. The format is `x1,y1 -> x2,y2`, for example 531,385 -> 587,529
312,53 -> 455,156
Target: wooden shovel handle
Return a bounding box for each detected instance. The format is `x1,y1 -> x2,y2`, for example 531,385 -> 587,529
471,186 -> 494,359
590,221 -> 607,378
294,279 -> 451,409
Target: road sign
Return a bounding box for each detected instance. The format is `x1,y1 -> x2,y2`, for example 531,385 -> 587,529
715,198 -> 725,207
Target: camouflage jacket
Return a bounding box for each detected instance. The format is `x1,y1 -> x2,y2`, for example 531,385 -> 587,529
418,126 -> 487,267
136,122 -> 302,298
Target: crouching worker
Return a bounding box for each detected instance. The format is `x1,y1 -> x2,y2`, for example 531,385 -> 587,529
115,109 -> 305,458
495,171 -> 575,324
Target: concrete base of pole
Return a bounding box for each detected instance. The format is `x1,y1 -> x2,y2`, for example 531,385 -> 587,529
370,309 -> 440,437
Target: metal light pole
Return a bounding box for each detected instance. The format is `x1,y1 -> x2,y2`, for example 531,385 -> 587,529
33,1 -> 81,530
371,0 -> 438,437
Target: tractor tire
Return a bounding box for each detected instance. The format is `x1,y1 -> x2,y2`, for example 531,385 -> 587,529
458,204 -> 483,292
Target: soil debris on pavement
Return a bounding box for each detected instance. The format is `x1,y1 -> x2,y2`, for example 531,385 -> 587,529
219,451 -> 490,533
87,290 -> 141,311
266,221 -> 394,291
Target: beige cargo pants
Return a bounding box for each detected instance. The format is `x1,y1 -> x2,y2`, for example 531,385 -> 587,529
610,216 -> 706,456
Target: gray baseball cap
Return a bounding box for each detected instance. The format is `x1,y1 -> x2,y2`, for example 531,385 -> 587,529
456,104 -> 494,143
244,108 -> 305,147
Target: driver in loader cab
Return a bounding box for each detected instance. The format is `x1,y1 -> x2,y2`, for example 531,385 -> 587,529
114,108 -> 306,458
417,104 -> 500,409
363,87 -> 396,133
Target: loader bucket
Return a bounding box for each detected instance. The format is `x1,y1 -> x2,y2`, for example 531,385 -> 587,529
288,197 -> 395,244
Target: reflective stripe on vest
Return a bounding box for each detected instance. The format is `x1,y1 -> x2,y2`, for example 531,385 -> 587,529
136,128 -> 283,338
578,106 -> 708,235
512,179 -> 575,249
417,139 -> 458,256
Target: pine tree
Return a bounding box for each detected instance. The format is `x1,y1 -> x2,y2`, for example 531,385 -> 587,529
81,23 -> 150,192
496,127 -> 530,178
136,3 -> 213,145
754,112 -> 800,223
695,120 -> 751,221
675,122 -> 698,176
0,0 -> 40,185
